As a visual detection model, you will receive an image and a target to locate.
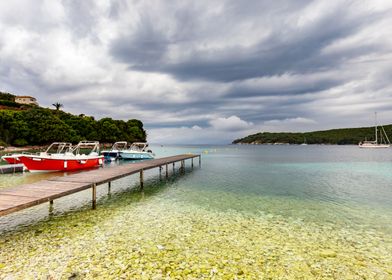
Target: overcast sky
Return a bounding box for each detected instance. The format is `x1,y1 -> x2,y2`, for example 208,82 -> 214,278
1,0 -> 392,144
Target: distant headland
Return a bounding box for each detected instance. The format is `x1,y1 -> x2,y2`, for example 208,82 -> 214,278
233,125 -> 392,145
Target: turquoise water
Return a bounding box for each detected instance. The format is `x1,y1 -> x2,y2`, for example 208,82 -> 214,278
0,145 -> 392,278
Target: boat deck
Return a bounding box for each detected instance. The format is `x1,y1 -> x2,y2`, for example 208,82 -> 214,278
0,154 -> 200,217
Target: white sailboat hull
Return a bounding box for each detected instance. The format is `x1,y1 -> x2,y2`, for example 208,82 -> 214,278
358,144 -> 390,148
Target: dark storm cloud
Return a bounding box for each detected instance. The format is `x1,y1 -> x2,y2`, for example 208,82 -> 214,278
225,77 -> 342,98
146,120 -> 210,129
108,0 -> 129,19
111,23 -> 169,68
130,99 -> 221,112
62,0 -> 100,38
109,1 -> 384,83
0,64 -> 42,95
217,97 -> 315,124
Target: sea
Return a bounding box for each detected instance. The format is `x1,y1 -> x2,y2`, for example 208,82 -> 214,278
0,144 -> 391,279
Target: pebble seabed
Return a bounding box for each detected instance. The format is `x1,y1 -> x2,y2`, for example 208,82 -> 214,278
0,183 -> 391,280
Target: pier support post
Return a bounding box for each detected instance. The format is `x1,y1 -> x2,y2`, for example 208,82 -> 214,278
108,181 -> 111,194
199,155 -> 201,167
166,164 -> 168,179
159,166 -> 162,180
92,183 -> 97,210
140,170 -> 144,190
191,158 -> 194,168
49,200 -> 54,215
173,163 -> 175,173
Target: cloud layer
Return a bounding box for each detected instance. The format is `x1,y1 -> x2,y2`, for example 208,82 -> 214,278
1,0 -> 392,143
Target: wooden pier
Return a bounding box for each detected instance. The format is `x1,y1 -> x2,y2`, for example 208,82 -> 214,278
0,164 -> 25,174
0,154 -> 200,217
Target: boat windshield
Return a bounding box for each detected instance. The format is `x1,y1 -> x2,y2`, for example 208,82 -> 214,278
112,141 -> 128,151
129,142 -> 148,151
71,141 -> 100,155
45,142 -> 73,154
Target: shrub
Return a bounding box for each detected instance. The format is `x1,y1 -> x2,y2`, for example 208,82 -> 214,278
13,139 -> 28,146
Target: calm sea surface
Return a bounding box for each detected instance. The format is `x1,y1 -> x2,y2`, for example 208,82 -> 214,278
0,145 -> 392,278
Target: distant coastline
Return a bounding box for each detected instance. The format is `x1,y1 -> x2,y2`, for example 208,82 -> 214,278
233,125 -> 392,145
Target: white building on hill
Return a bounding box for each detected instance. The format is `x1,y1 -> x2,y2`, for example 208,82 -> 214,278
15,96 -> 38,106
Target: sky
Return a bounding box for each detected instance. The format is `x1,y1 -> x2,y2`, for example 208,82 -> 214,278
1,0 -> 392,144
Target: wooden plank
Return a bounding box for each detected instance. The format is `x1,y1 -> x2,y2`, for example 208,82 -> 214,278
0,194 -> 34,201
0,192 -> 43,199
0,195 -> 42,207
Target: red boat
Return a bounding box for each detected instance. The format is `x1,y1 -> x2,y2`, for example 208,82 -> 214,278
18,141 -> 104,173
1,154 -> 23,164
1,142 -> 73,165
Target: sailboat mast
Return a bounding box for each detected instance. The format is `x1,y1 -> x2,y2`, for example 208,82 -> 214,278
382,126 -> 391,144
375,112 -> 378,144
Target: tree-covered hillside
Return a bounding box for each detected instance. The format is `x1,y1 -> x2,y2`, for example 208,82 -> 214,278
0,108 -> 146,146
0,91 -> 22,109
0,92 -> 15,101
233,126 -> 392,145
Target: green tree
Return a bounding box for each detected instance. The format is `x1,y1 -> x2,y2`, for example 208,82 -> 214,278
52,102 -> 63,111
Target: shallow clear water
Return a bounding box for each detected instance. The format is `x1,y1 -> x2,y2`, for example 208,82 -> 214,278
0,145 -> 392,279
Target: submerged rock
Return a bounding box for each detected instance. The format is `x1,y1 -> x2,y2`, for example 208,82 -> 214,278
319,250 -> 337,258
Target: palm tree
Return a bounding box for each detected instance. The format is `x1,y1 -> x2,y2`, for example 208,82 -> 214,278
52,102 -> 63,111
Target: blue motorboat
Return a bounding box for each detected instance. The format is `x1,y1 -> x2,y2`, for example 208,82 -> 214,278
101,141 -> 128,161
120,142 -> 155,160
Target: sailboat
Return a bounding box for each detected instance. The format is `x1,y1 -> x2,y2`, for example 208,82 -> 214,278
359,113 -> 390,148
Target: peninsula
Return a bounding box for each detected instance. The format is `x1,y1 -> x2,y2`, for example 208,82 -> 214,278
233,125 -> 392,145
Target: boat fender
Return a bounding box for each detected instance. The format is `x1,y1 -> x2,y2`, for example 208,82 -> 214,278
79,160 -> 87,164
64,161 -> 67,169
99,158 -> 103,165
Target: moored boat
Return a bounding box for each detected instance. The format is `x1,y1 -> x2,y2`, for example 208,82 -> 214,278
1,154 -> 23,164
18,141 -> 103,172
359,113 -> 390,148
1,142 -> 73,165
358,142 -> 390,148
120,142 -> 155,160
101,141 -> 127,161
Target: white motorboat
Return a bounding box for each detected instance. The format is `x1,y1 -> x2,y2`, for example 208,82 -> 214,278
120,142 -> 155,160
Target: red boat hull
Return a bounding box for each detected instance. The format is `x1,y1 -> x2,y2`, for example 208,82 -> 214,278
2,156 -> 22,164
19,156 -> 104,172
